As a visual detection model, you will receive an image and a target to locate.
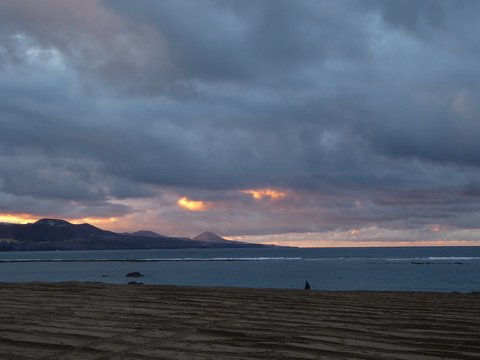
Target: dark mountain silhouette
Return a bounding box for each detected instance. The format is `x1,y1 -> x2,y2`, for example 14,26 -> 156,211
0,219 -> 271,251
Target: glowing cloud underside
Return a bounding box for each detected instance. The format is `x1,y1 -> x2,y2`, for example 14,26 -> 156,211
241,189 -> 287,200
431,225 -> 448,232
71,218 -> 119,225
0,214 -> 38,224
178,197 -> 209,211
0,214 -> 119,226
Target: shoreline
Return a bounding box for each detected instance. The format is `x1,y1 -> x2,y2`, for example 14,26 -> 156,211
0,279 -> 479,294
0,282 -> 479,359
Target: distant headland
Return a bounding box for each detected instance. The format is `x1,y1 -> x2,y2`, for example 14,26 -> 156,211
0,218 -> 276,251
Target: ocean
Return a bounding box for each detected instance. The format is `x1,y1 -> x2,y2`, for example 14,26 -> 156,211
0,246 -> 479,292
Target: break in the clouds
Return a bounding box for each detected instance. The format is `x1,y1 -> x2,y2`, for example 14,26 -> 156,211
1,0 -> 480,246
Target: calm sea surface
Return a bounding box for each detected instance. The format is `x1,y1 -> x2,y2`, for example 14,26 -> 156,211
1,247 -> 479,292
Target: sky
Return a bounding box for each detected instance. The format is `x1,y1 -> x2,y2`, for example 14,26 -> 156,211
1,0 -> 480,247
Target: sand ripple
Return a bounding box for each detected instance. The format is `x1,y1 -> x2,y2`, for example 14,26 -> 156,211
0,282 -> 479,359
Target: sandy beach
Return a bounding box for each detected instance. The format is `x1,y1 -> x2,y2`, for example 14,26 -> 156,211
0,282 -> 478,359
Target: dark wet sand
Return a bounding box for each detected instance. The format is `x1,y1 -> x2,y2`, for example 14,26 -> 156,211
0,282 -> 479,359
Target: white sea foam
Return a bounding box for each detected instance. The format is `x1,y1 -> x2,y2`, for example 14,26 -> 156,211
142,257 -> 303,262
428,257 -> 480,261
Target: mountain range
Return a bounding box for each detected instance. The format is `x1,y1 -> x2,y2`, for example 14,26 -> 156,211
0,219 -> 271,251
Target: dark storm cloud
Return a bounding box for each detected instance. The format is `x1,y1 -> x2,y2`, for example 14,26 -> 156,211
354,0 -> 480,168
102,0 -> 371,84
370,0 -> 472,33
1,0 -> 480,241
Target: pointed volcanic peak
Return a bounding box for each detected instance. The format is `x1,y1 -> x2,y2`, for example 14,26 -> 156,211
193,231 -> 233,244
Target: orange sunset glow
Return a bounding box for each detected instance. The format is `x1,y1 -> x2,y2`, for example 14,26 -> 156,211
177,197 -> 210,211
241,189 -> 287,201
70,217 -> 119,225
2,211 -> 479,248
0,214 -> 38,224
431,225 -> 449,232
0,214 -> 119,227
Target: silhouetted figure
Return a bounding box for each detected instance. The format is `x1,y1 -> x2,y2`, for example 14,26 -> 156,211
304,281 -> 311,290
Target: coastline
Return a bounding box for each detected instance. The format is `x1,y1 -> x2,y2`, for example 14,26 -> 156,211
0,282 -> 479,359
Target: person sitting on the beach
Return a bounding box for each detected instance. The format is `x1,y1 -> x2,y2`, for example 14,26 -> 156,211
304,281 -> 311,290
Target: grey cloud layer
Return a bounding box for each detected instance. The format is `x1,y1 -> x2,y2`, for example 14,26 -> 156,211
1,0 -> 480,238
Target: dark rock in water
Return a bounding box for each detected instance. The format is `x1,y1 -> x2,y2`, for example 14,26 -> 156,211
126,271 -> 144,277
128,281 -> 144,285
